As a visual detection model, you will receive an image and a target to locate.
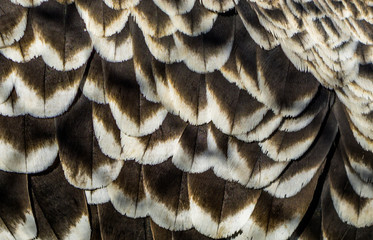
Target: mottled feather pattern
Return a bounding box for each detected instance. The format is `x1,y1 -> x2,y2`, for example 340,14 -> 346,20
0,0 -> 372,239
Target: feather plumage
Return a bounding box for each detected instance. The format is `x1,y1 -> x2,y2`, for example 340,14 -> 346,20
0,0 -> 372,239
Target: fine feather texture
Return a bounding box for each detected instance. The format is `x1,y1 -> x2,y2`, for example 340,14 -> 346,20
0,0 -> 372,239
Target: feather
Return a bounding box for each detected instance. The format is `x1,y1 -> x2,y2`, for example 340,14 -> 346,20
0,1 -> 27,48
85,188 -> 110,205
206,70 -> 267,135
188,170 -> 261,238
236,164 -> 324,240
32,1 -> 92,70
264,109 -> 338,198
30,163 -> 91,240
107,160 -> 148,218
173,14 -> 234,73
152,0 -> 195,16
97,203 -> 152,240
259,99 -> 328,162
329,147 -> 373,228
143,159 -> 191,231
170,1 -> 218,37
91,23 -> 133,62
158,62 -> 209,125
0,15 -> 41,63
221,14 -> 258,90
132,0 -> 175,38
227,137 -> 288,188
0,172 -> 36,239
172,124 -> 210,173
235,110 -> 283,142
0,1 -> 372,239
322,180 -> 373,240
131,19 -> 160,102
279,88 -> 330,132
236,0 -> 279,50
9,0 -> 47,7
31,191 -> 58,240
144,34 -> 182,64
92,102 -> 122,160
0,114 -> 57,173
75,0 -> 130,37
103,0 -> 141,10
104,59 -> 167,137
121,113 -> 186,164
0,57 -> 84,117
200,0 -> 237,13
333,99 -> 373,182
83,53 -> 107,104
149,220 -> 213,240
256,46 -> 320,116
57,95 -> 123,189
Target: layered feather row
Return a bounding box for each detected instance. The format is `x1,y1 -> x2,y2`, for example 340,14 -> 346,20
0,0 -> 372,239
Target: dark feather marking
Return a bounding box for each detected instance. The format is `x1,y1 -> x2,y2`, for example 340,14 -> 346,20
30,162 -> 89,239
333,99 -> 373,182
32,1 -> 91,66
87,205 -> 101,240
188,170 -> 260,223
133,0 -> 174,38
110,160 -> 146,205
328,146 -> 371,217
57,94 -> 121,189
0,0 -> 26,47
15,57 -> 84,99
0,172 -> 34,238
250,163 -> 323,235
130,18 -> 159,101
322,180 -> 373,240
143,159 -> 189,213
166,62 -> 207,117
93,102 -> 121,146
257,46 -> 319,116
97,202 -> 151,239
75,0 -> 127,36
105,59 -> 164,128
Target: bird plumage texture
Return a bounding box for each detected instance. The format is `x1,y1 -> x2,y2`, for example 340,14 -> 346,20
0,0 -> 372,239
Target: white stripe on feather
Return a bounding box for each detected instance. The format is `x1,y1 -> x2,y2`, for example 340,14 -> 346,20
345,161 -> 373,198
0,72 -> 80,117
152,0 -> 195,16
13,212 -> 37,240
93,116 -> 123,160
63,215 -> 90,240
144,35 -> 182,64
145,190 -> 192,231
82,78 -> 106,104
85,188 -> 110,205
91,33 -> 133,62
0,34 -> 42,63
0,10 -> 27,48
76,6 -> 130,37
103,0 -> 140,9
40,43 -> 92,71
0,217 -> 14,240
330,184 -> 373,227
9,0 -> 46,6
234,216 -> 300,240
107,183 -> 148,218
264,164 -> 320,198
0,140 -> 57,173
109,100 -> 167,137
173,32 -> 234,73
